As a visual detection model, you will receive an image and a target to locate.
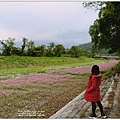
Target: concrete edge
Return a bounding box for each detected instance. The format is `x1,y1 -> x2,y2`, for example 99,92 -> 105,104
49,90 -> 85,119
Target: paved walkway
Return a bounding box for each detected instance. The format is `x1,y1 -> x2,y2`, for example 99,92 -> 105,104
49,72 -> 120,119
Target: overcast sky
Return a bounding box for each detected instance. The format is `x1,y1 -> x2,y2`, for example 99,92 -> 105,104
0,2 -> 99,48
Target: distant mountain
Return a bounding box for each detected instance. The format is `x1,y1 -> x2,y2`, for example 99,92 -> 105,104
79,42 -> 92,51
79,42 -> 111,55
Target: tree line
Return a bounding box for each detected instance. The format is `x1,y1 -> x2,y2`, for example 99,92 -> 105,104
0,37 -> 92,57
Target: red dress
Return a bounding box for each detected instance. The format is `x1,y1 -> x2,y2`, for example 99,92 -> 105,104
84,74 -> 102,102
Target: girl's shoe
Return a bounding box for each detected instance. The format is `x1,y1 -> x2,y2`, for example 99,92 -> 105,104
101,115 -> 107,119
89,114 -> 97,119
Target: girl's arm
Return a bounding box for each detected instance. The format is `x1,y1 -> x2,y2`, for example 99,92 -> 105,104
86,76 -> 97,93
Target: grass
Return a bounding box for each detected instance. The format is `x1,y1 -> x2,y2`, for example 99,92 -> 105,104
0,56 -> 107,75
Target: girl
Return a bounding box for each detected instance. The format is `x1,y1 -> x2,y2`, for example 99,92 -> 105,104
84,65 -> 106,119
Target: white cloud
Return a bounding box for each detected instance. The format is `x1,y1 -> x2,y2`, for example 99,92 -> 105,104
33,30 -> 60,40
0,2 -> 99,47
0,29 -> 20,40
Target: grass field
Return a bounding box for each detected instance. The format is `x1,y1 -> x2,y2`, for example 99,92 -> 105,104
0,56 -> 118,118
0,56 -> 107,75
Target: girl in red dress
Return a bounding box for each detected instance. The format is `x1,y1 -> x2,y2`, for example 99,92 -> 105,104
84,65 -> 106,118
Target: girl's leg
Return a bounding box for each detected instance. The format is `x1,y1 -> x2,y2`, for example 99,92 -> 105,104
96,101 -> 105,116
91,102 -> 96,115
89,102 -> 97,118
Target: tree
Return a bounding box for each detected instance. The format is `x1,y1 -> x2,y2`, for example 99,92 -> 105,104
21,37 -> 28,55
70,46 -> 84,58
0,37 -> 15,56
83,2 -> 105,11
54,44 -> 65,57
46,42 -> 55,57
27,40 -> 35,56
83,2 -> 120,55
11,47 -> 21,55
35,45 -> 46,57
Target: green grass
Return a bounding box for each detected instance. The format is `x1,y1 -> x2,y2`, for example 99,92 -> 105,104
0,56 -> 107,74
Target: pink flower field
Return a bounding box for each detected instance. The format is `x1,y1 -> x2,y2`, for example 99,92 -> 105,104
0,74 -> 71,87
0,60 -> 118,90
53,60 -> 119,75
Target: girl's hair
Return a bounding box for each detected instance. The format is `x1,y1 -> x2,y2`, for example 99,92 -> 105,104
91,65 -> 100,75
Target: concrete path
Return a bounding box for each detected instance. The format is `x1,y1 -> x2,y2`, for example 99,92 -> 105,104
49,72 -> 120,119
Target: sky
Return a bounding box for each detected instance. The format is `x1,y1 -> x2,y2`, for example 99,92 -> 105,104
0,2 -> 99,48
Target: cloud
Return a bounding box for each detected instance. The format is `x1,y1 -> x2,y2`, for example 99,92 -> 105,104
32,30 -> 91,48
0,2 -> 99,47
33,30 -> 60,40
0,29 -> 20,40
55,31 -> 91,48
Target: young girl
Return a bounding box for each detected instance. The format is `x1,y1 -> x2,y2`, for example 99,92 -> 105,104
84,65 -> 106,119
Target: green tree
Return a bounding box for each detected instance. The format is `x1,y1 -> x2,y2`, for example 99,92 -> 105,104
46,42 -> 55,57
21,37 -> 28,55
70,46 -> 84,58
27,40 -> 35,56
83,2 -> 105,11
11,47 -> 21,55
54,44 -> 65,57
35,45 -> 46,57
0,37 -> 15,56
84,2 -> 120,54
